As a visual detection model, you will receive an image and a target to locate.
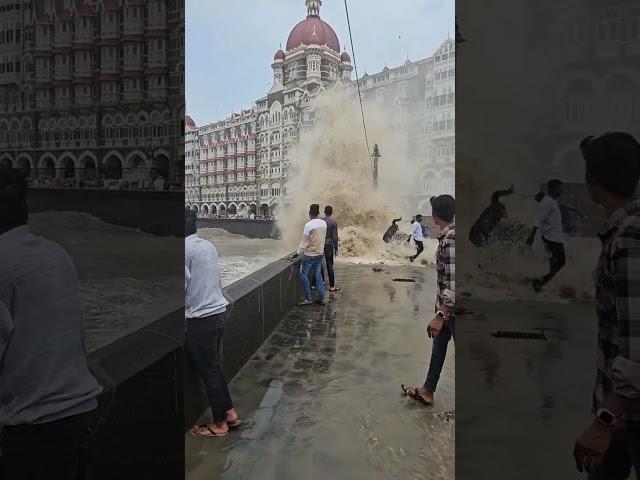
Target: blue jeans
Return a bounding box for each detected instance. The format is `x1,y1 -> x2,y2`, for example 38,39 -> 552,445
300,254 -> 324,301
588,422 -> 640,479
424,317 -> 455,393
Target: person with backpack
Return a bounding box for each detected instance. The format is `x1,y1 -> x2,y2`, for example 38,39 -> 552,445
407,214 -> 427,263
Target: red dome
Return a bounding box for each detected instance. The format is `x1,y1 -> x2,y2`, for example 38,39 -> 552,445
286,16 -> 340,53
185,115 -> 196,129
341,51 -> 351,62
274,49 -> 286,60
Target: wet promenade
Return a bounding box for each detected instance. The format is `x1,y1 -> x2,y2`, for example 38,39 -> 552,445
186,264 -> 455,480
457,299 -> 596,480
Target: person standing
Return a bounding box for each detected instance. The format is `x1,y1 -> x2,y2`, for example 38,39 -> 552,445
407,214 -> 426,263
572,132 -> 640,478
0,166 -> 103,480
185,210 -> 241,437
404,195 -> 455,406
526,179 -> 566,292
323,205 -> 340,292
292,204 -> 327,306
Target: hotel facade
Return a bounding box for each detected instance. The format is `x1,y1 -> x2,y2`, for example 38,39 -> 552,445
186,0 -> 454,216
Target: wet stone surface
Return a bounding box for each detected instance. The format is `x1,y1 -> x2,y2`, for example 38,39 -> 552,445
186,264 -> 455,480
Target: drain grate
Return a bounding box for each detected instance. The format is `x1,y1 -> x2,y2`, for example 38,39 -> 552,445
392,278 -> 416,283
491,330 -> 546,340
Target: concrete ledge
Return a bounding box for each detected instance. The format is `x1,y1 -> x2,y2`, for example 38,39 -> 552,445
196,217 -> 279,239
86,256 -> 300,478
28,188 -> 184,236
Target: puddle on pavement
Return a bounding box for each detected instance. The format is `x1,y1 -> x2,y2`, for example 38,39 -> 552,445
186,265 -> 454,480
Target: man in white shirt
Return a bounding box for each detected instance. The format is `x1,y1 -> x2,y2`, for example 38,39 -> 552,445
407,214 -> 426,263
292,204 -> 327,306
526,179 -> 566,292
185,210 -> 241,437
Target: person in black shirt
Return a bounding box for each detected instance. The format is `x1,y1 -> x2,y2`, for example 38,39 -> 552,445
468,185 -> 514,247
383,218 -> 403,243
310,206 -> 340,292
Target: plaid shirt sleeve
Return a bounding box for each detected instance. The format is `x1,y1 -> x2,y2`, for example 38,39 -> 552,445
441,236 -> 455,308
611,232 -> 640,401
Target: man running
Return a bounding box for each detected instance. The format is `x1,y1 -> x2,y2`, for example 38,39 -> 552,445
468,185 -> 514,247
407,214 -> 426,263
383,218 -> 403,243
404,195 -> 455,406
292,204 -> 327,306
572,132 -> 640,477
526,179 -> 566,292
185,209 -> 241,437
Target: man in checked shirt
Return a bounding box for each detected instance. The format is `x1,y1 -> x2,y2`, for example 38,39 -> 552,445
404,195 -> 455,406
573,132 -> 640,478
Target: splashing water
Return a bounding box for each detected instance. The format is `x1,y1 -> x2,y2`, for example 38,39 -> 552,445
279,90 -> 429,264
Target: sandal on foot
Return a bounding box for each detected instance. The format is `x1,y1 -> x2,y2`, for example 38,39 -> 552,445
401,385 -> 433,406
227,418 -> 242,429
191,424 -> 229,438
329,286 -> 341,292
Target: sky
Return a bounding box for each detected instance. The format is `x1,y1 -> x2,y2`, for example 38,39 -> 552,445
186,0 -> 454,126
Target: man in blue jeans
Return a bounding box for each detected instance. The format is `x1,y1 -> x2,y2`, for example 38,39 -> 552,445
405,195 -> 455,406
292,204 -> 327,306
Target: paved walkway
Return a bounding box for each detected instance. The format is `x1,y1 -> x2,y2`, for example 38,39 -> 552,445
186,264 -> 455,480
456,299 -> 596,480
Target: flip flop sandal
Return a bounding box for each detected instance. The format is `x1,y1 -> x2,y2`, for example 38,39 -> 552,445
401,384 -> 433,406
329,286 -> 341,292
191,424 -> 229,438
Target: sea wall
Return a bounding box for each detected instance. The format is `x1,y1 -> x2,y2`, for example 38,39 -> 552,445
28,188 -> 184,236
196,217 -> 279,239
86,256 -> 301,479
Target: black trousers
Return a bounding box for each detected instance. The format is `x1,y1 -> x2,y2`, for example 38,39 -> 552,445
185,312 -> 233,423
413,240 -> 424,258
0,408 -> 99,480
541,237 -> 566,285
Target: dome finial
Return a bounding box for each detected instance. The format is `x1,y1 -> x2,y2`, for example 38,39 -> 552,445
306,0 -> 321,17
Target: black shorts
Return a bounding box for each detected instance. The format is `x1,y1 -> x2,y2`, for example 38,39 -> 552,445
542,238 -> 566,266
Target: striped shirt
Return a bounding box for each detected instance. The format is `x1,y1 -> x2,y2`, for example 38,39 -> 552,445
436,223 -> 455,311
593,199 -> 640,421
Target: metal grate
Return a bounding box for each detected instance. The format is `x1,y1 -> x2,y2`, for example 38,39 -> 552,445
491,330 -> 547,340
392,278 -> 416,283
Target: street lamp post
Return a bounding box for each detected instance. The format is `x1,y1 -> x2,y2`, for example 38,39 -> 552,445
372,144 -> 381,189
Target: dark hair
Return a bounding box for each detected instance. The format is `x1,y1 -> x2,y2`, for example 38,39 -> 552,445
415,214 -> 423,221
0,166 -> 28,234
185,209 -> 197,237
581,132 -> 640,198
431,194 -> 455,222
547,179 -> 563,191
309,204 -> 320,217
324,205 -> 333,216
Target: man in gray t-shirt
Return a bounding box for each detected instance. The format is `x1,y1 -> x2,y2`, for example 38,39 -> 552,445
0,166 -> 101,479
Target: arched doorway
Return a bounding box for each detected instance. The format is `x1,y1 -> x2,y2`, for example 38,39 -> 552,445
228,204 -> 237,215
219,205 -> 227,217
0,157 -> 12,168
260,203 -> 269,216
128,155 -> 147,182
104,156 -> 123,180
41,158 -> 56,179
153,154 -> 170,181
210,205 -> 217,216
203,205 -> 209,216
239,204 -> 247,217
82,157 -> 97,181
192,204 -> 199,215
250,204 -> 257,215
61,158 -> 76,179
17,157 -> 33,178
270,203 -> 279,217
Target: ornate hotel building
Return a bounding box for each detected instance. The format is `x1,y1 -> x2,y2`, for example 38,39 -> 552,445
185,0 -> 454,216
0,0 -> 185,187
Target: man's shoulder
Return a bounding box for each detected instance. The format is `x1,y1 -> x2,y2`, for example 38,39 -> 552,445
612,216 -> 640,251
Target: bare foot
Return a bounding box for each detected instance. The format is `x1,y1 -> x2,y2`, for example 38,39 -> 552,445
416,387 -> 434,405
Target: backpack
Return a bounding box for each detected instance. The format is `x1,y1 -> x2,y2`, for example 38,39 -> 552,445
421,224 -> 431,239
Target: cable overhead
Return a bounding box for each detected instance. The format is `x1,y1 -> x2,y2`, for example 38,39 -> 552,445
343,0 -> 372,167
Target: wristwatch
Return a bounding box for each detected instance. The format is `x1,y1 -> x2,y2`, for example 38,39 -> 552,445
436,311 -> 447,319
596,408 -> 619,427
